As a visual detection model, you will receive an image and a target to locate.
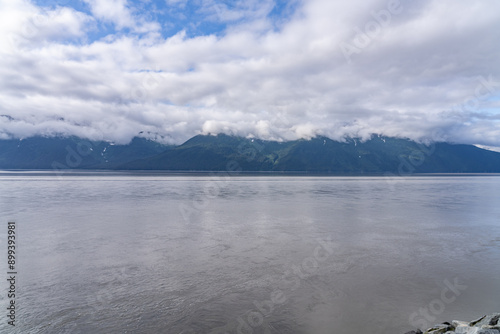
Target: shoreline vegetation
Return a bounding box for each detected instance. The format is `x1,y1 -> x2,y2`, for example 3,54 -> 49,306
405,313 -> 500,334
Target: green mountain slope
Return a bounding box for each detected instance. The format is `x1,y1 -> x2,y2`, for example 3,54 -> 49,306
0,136 -> 171,169
121,134 -> 500,173
1,134 -> 499,173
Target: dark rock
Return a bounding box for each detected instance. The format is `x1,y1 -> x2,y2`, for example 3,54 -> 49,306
470,315 -> 486,326
490,315 -> 500,326
424,324 -> 450,334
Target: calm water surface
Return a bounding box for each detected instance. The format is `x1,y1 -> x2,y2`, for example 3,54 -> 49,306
0,173 -> 499,334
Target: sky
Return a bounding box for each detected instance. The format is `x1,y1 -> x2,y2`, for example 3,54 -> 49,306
0,0 -> 499,145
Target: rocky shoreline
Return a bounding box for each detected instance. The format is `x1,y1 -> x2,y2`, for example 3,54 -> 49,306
405,313 -> 500,334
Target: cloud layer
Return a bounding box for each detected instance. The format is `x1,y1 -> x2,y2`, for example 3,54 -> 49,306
1,0 -> 499,145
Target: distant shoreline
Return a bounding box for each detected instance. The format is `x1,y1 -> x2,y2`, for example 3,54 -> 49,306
2,169 -> 500,177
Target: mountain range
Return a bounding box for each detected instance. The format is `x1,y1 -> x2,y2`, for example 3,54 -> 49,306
1,134 -> 500,174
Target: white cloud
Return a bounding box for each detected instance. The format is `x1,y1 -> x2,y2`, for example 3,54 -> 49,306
199,0 -> 276,23
83,0 -> 160,33
0,0 -> 93,51
0,0 -> 499,146
83,0 -> 134,29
